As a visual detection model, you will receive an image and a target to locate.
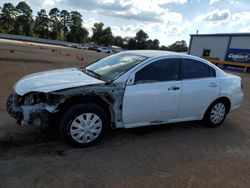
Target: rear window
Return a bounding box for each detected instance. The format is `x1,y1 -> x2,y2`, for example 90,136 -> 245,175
182,59 -> 216,79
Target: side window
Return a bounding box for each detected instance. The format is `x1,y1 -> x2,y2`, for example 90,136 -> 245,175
182,59 -> 216,79
203,49 -> 210,57
134,59 -> 179,84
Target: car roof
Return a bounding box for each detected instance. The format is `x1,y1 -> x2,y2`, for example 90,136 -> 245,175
120,50 -> 225,75
121,50 -> 189,58
114,50 -> 226,83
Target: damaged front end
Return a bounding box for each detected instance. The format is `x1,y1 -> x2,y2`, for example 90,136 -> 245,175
6,83 -> 126,129
6,92 -> 59,128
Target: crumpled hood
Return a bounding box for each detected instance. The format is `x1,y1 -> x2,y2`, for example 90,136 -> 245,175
14,68 -> 105,96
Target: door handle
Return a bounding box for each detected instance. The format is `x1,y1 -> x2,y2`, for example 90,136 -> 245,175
209,83 -> 218,88
168,86 -> 180,91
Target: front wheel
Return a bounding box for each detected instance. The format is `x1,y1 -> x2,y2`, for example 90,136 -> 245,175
204,101 -> 228,127
60,103 -> 108,147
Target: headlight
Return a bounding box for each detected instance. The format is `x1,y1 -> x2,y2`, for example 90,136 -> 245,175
24,94 -> 35,105
23,93 -> 47,105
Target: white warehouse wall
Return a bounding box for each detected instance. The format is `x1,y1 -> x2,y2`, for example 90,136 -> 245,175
189,36 -> 230,60
230,36 -> 250,49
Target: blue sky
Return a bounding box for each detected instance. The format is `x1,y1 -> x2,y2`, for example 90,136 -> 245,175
1,0 -> 250,46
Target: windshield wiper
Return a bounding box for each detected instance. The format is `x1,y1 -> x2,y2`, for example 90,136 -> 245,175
77,67 -> 86,72
85,69 -> 102,78
78,67 -> 108,82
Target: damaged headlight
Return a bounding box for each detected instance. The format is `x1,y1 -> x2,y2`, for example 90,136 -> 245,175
23,93 -> 47,105
24,94 -> 35,105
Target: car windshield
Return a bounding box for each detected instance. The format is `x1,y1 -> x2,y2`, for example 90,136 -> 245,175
85,53 -> 147,81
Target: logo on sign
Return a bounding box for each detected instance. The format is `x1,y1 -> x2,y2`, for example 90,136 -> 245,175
226,48 -> 250,63
228,53 -> 250,62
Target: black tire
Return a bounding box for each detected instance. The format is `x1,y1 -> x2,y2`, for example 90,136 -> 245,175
203,100 -> 228,128
60,103 -> 108,147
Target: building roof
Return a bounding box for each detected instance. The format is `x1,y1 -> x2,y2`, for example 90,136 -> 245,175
190,33 -> 250,37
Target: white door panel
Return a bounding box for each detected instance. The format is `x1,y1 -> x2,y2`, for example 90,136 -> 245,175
177,78 -> 220,119
123,81 -> 181,127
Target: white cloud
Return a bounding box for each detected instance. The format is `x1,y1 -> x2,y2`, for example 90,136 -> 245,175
153,0 -> 187,4
68,0 -> 187,23
240,26 -> 250,32
82,18 -> 100,34
209,0 -> 220,4
77,0 -> 192,45
231,12 -> 250,26
110,19 -> 192,45
195,9 -> 231,26
76,0 -> 192,45
229,0 -> 240,5
194,7 -> 250,36
43,0 -> 62,6
28,0 -> 65,7
198,10 -> 250,28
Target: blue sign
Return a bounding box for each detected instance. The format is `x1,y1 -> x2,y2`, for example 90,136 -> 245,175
223,65 -> 245,72
226,48 -> 250,64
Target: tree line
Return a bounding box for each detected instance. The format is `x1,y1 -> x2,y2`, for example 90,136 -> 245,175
0,1 -> 188,52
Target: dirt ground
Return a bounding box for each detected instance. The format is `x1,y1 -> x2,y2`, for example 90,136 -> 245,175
0,39 -> 250,188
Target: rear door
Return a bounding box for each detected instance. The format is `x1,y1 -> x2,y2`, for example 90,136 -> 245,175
177,58 -> 220,119
122,58 -> 182,128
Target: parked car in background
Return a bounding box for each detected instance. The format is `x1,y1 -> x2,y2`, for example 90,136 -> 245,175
6,50 -> 244,147
65,43 -> 73,47
71,44 -> 79,48
83,46 -> 89,50
77,45 -> 88,50
97,47 -> 112,53
88,46 -> 99,51
111,46 -> 123,53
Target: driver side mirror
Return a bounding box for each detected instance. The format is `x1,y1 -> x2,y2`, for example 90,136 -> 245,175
126,74 -> 135,86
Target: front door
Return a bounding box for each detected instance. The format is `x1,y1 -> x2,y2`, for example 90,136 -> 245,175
122,58 -> 181,128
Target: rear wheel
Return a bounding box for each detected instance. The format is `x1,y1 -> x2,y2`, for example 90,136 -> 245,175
204,100 -> 228,127
60,103 -> 108,147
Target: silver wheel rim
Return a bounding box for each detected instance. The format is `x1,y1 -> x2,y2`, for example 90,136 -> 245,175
210,103 -> 226,124
70,113 -> 102,143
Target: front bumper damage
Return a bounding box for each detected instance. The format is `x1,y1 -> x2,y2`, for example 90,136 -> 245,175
6,83 -> 126,129
6,93 -> 57,128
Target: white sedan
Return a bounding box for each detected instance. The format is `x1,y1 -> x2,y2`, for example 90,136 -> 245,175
7,50 -> 244,147
97,47 -> 112,53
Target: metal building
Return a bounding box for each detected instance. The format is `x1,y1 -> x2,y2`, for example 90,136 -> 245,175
188,33 -> 250,71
